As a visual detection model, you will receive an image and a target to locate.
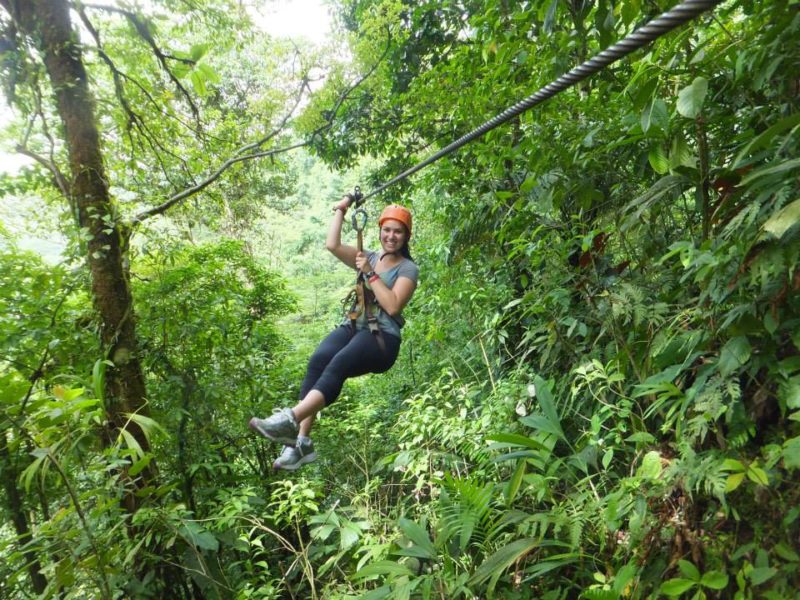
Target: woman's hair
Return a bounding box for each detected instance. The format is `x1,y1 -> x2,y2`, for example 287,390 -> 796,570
400,241 -> 413,261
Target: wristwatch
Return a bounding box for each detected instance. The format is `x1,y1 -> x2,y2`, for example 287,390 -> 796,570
364,270 -> 376,279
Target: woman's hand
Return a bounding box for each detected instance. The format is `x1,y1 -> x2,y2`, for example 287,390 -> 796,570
355,251 -> 372,275
332,196 -> 352,214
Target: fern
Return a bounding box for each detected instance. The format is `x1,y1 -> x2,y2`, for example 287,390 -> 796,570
437,474 -> 497,554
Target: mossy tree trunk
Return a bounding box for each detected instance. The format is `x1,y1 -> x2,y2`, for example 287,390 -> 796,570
1,0 -> 153,510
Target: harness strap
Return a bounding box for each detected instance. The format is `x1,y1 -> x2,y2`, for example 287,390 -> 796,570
345,278 -> 386,355
363,285 -> 386,354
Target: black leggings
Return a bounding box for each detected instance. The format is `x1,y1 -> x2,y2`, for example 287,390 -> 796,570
300,326 -> 401,406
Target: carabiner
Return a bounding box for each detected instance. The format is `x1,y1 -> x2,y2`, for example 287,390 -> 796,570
351,207 -> 368,232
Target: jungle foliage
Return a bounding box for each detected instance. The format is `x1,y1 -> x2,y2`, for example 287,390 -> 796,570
1,0 -> 799,598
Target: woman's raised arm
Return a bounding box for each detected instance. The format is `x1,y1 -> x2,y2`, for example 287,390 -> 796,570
326,196 -> 358,268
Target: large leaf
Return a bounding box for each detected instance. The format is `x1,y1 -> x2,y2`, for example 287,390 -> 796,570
636,450 -> 663,480
397,518 -> 436,559
740,158 -> 800,186
530,375 -> 564,439
661,578 -> 696,596
676,77 -> 708,118
352,561 -> 414,581
485,432 -> 549,452
761,198 -> 800,240
178,522 -> 219,552
733,112 -> 800,167
505,459 -> 526,506
700,570 -> 729,589
648,144 -> 670,174
718,336 -> 752,377
519,414 -> 565,441
468,538 -> 538,586
784,436 -> 800,470
641,98 -> 668,134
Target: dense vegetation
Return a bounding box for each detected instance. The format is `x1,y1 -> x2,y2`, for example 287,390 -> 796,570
1,0 -> 798,598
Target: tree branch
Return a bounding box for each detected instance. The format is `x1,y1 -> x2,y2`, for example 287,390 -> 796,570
132,140 -> 309,223
15,144 -> 70,197
78,1 -> 201,122
131,31 -> 391,223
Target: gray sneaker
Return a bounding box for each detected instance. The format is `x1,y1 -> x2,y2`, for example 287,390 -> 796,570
273,437 -> 317,471
248,408 -> 299,445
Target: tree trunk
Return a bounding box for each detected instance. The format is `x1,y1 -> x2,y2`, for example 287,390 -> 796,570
0,441 -> 48,594
2,0 -> 154,508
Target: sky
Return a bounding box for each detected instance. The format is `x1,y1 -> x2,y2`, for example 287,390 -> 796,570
251,0 -> 333,42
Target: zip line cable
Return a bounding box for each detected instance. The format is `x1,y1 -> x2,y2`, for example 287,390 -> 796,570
360,0 -> 724,202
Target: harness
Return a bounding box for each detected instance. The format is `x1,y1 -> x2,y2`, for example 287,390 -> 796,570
342,189 -> 387,354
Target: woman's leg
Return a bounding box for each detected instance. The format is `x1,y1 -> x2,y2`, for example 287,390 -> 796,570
298,329 -> 400,412
298,327 -> 354,400
251,329 -> 399,446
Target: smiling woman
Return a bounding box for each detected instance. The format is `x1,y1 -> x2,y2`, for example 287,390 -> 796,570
249,195 -> 419,471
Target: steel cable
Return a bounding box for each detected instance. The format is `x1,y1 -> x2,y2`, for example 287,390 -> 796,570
362,0 -> 724,201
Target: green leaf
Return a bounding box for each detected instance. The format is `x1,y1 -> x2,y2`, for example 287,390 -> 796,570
505,459 -> 526,506
340,523 -> 361,550
397,518 -> 435,559
678,559 -> 701,581
783,436 -> 800,470
780,376 -> 800,409
486,432 -> 549,452
721,459 -> 745,472
718,336 -> 751,377
190,71 -> 206,96
774,542 -> 800,562
661,578 -> 696,596
190,43 -> 209,61
92,359 -> 106,403
760,199 -> 800,240
626,432 -> 656,444
748,566 -> 777,585
529,375 -> 565,439
733,112 -> 800,167
746,465 -> 768,486
649,145 -> 670,174
118,428 -> 143,459
641,98 -> 668,134
359,586 -> 392,600
62,387 -> 85,402
197,62 -> 221,84
740,158 -> 800,186
179,522 -> 219,551
725,472 -> 745,492
636,450 -> 662,480
351,560 -> 414,581
128,455 -> 152,477
468,538 -> 538,586
677,77 -> 708,118
670,134 -> 696,169
700,570 -> 728,589
519,414 -> 564,440
520,175 -> 537,193
21,455 -> 47,492
125,413 -> 167,440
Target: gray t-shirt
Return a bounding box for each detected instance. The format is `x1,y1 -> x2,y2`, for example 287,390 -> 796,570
344,250 -> 419,339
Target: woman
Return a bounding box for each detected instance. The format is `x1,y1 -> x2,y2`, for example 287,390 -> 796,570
249,196 -> 419,470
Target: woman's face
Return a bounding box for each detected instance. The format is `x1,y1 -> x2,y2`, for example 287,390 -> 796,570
380,218 -> 408,253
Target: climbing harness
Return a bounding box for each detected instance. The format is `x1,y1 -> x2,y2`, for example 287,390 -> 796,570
341,187 -> 388,354
357,0 -> 723,202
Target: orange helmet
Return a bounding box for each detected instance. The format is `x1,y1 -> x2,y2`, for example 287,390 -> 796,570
378,204 -> 413,237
